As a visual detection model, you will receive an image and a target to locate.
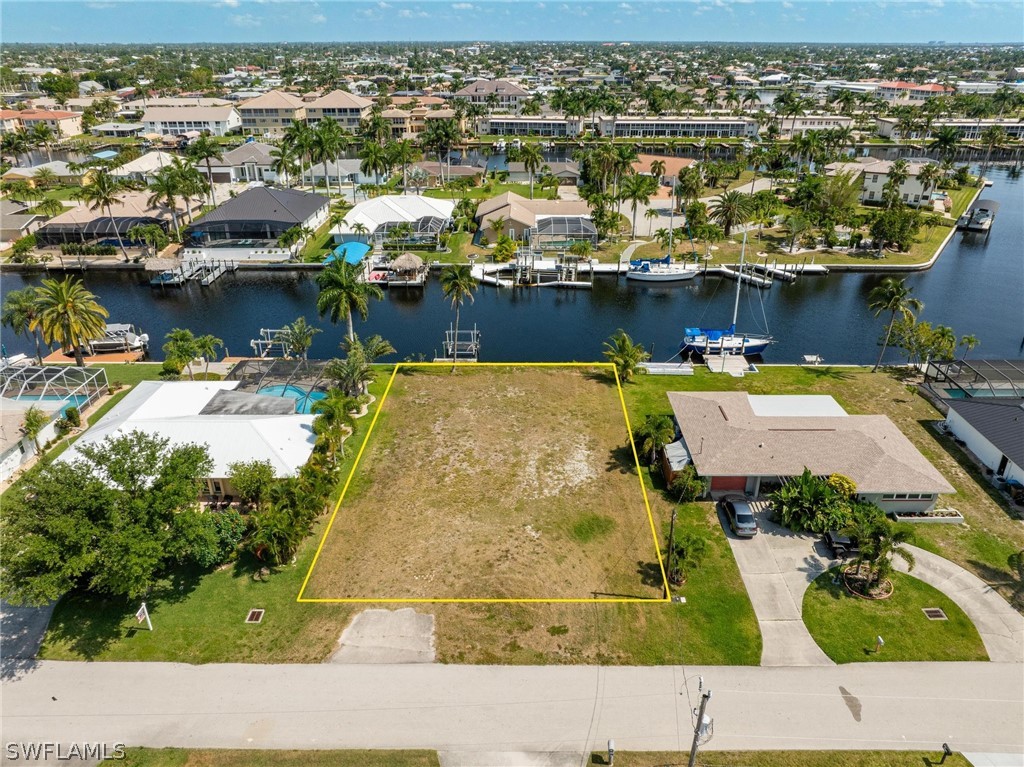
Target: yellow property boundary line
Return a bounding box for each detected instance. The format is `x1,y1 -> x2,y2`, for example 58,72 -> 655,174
297,362 -> 671,604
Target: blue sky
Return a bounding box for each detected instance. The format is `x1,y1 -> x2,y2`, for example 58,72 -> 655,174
4,0 -> 1023,44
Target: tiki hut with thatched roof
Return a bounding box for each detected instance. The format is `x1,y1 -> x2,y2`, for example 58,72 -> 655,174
388,252 -> 426,287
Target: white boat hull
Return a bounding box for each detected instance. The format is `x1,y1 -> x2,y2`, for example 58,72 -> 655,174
626,268 -> 697,282
682,335 -> 772,356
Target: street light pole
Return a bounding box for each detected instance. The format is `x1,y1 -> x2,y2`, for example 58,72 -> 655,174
687,689 -> 712,767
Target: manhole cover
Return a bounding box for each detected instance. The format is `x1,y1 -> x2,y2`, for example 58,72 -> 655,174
246,609 -> 265,624
922,608 -> 947,621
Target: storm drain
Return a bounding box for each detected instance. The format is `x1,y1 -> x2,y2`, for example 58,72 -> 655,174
922,608 -> 948,621
246,609 -> 265,624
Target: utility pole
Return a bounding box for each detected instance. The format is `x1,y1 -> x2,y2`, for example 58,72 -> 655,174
665,508 -> 677,596
687,689 -> 712,767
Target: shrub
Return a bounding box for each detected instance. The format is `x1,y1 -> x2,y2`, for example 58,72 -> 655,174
770,467 -> 852,533
825,473 -> 856,499
212,509 -> 247,561
63,406 -> 81,428
669,465 -> 708,502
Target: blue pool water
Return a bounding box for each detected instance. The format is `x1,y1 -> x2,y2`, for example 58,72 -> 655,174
13,394 -> 90,417
257,384 -> 326,414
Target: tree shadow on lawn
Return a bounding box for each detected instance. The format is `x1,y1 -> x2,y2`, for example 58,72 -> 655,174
804,366 -> 856,382
605,444 -> 639,475
43,564 -> 207,660
967,557 -> 1024,612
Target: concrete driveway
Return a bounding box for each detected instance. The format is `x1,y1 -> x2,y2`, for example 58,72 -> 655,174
718,500 -> 834,667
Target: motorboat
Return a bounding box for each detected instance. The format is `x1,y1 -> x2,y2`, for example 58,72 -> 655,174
89,323 -> 149,354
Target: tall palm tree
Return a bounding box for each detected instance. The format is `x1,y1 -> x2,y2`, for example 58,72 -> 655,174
186,135 -> 223,206
439,265 -> 476,372
279,316 -> 322,359
284,121 -> 317,188
958,334 -> 980,361
163,328 -> 199,380
979,124 -> 1007,173
31,277 -> 109,367
709,190 -> 753,237
147,166 -> 184,241
31,166 -> 58,189
520,142 -> 544,200
930,125 -> 961,164
270,145 -> 297,187
315,260 -> 384,341
388,138 -> 419,191
195,334 -> 223,377
602,329 -> 649,383
359,141 -> 388,186
29,123 -> 55,162
313,117 -> 347,200
1,287 -> 45,362
619,173 -> 657,237
79,169 -> 130,261
917,163 -> 942,198
868,277 -> 924,372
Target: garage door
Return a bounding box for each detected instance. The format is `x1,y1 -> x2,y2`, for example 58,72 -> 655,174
710,476 -> 747,492
211,172 -> 232,184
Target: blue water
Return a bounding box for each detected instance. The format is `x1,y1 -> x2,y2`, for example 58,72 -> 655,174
12,394 -> 90,417
257,384 -> 326,414
2,166 -> 1021,365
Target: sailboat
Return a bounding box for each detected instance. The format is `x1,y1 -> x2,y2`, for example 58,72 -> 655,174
626,179 -> 697,283
680,230 -> 773,356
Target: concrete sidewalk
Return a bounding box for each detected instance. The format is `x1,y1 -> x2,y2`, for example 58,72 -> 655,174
895,545 -> 1024,663
2,661 -> 1021,756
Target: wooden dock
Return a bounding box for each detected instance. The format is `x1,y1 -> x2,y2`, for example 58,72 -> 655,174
716,265 -> 773,288
705,356 -> 758,377
43,348 -> 144,364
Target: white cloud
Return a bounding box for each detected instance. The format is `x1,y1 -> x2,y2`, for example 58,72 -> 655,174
781,0 -> 793,7
310,12 -> 326,22
215,0 -> 240,7
451,2 -> 475,8
230,12 -> 261,26
86,2 -> 116,8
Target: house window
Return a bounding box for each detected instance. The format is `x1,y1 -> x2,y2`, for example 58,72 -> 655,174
882,493 -> 896,500
868,191 -> 876,200
871,175 -> 878,183
212,479 -> 223,495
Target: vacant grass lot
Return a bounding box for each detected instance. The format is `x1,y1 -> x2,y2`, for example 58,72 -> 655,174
803,569 -> 988,663
622,367 -> 1024,614
121,749 -> 440,767
303,365 -> 665,601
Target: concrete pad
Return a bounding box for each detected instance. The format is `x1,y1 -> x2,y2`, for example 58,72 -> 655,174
759,621 -> 834,667
0,600 -> 55,660
440,752 -> 584,767
328,608 -> 435,664
964,754 -> 1024,767
742,574 -> 802,621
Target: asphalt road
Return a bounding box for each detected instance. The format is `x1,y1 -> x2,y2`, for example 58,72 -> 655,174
3,661 -> 1022,755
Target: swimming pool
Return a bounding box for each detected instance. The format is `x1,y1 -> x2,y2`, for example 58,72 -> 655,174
11,394 -> 90,417
256,384 -> 326,414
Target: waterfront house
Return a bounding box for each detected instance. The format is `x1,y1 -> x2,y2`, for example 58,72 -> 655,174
454,79 -> 529,113
630,154 -> 696,186
0,110 -> 22,134
824,157 -> 938,209
0,398 -> 62,482
478,114 -> 584,137
182,186 -> 329,247
945,398 -> 1024,486
2,161 -> 96,188
304,89 -> 374,132
118,96 -> 232,119
475,192 -> 595,248
141,105 -> 242,137
237,90 -> 307,137
110,151 -> 179,185
0,199 -> 44,244
662,392 -> 954,513
875,116 -> 1024,143
57,381 -> 317,498
15,109 -> 84,137
196,141 -> 280,184
90,122 -> 145,138
33,191 -> 200,248
332,194 -> 455,247
506,161 -> 580,186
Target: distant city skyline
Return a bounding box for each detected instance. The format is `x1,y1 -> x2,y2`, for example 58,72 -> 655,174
3,0 -> 1023,45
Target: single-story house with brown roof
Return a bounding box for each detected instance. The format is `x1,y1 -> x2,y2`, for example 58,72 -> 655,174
475,191 -> 595,248
506,161 -> 580,186
663,391 -> 954,513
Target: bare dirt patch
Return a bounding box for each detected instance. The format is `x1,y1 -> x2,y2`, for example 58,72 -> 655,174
302,365 -> 665,601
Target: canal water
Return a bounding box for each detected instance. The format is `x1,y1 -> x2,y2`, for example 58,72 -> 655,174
2,166 -> 1020,365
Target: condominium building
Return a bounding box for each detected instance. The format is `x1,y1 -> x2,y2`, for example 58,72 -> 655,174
773,114 -> 854,138
599,115 -> 758,139
237,90 -> 306,136
141,105 -> 241,137
454,79 -> 530,113
15,109 -> 84,137
478,115 -> 583,137
304,89 -> 373,132
876,81 -> 955,102
875,116 -> 1024,142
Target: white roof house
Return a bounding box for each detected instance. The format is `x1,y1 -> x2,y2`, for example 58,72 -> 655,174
59,381 -> 317,480
331,195 -> 455,238
110,151 -> 179,181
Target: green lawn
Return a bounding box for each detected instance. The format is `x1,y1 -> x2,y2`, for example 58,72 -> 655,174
120,749 -> 440,767
94,362 -> 165,388
621,367 -> 1024,614
299,219 -> 336,262
423,182 -> 557,201
803,569 -> 988,663
600,752 -> 971,767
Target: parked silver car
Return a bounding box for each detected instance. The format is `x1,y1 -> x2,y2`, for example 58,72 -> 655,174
719,494 -> 758,537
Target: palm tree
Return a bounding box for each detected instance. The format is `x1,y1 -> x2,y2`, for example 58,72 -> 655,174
861,521 -> 915,591
958,334 -> 980,361
1,287 -> 45,362
35,197 -> 64,219
619,173 -> 657,237
917,163 -> 942,198
315,260 -> 384,342
79,169 -> 129,261
163,328 -> 200,380
31,276 -> 109,367
520,142 -> 544,200
359,140 -> 388,186
677,166 -> 704,206
280,316 -> 322,359
29,123 -> 55,162
147,166 -> 183,241
439,265 -> 476,372
311,389 -> 358,464
270,145 -> 297,187
31,166 -> 58,189
633,414 -> 675,465
603,329 -> 649,383
709,190 -> 753,237
979,124 -> 1007,173
568,240 -> 593,260
868,277 -> 924,372
195,334 -> 223,377
931,125 -> 961,163
186,135 -> 223,206
284,121 -> 317,188
313,118 -> 347,200
388,138 -> 419,191
648,159 -> 666,184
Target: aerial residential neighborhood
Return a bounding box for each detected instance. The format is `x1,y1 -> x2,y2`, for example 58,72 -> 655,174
0,3 -> 1023,766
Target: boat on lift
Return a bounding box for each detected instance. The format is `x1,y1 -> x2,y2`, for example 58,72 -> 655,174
680,231 -> 773,356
